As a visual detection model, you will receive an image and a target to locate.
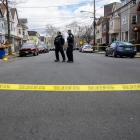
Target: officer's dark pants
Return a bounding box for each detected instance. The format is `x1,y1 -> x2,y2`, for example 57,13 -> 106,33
55,47 -> 65,61
66,46 -> 73,62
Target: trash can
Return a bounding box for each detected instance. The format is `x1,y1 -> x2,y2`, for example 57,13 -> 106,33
0,48 -> 5,59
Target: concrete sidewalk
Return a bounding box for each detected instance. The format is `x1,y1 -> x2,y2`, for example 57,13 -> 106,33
0,53 -> 19,62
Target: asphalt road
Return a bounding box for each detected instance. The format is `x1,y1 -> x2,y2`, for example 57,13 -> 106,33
0,51 -> 140,140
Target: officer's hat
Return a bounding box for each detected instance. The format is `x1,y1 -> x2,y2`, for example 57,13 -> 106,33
57,31 -> 61,35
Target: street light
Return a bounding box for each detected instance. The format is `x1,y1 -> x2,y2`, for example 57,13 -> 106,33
80,10 -> 96,45
80,10 -> 94,14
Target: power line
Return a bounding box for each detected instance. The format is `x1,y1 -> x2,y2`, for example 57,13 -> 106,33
28,20 -> 93,27
93,0 -> 96,45
16,0 -> 93,8
29,19 -> 93,30
24,15 -> 92,19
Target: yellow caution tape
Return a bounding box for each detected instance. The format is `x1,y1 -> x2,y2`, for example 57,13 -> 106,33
2,57 -> 8,61
0,83 -> 140,92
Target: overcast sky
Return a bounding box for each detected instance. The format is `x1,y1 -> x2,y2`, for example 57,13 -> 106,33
16,0 -> 120,34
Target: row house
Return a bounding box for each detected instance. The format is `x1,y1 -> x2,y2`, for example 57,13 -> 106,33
19,18 -> 29,43
120,0 -> 140,43
0,8 -> 5,43
95,2 -> 119,45
96,17 -> 103,44
109,2 -> 122,43
0,3 -> 16,52
28,31 -> 40,45
0,3 -> 29,53
102,2 -> 117,45
96,0 -> 140,46
10,8 -> 23,52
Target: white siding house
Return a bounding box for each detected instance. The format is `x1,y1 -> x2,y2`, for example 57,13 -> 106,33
0,8 -> 5,43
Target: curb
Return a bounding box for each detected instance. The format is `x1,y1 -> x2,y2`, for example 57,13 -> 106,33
95,52 -> 140,58
95,51 -> 105,54
135,54 -> 140,58
0,53 -> 19,62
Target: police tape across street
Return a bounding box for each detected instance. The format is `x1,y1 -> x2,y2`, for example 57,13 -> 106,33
0,83 -> 140,92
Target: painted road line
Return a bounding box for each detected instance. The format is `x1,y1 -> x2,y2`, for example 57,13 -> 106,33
0,83 -> 140,92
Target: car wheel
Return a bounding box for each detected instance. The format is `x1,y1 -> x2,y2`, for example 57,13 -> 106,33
105,52 -> 108,56
119,55 -> 123,58
130,55 -> 134,58
19,54 -> 23,57
113,51 -> 117,58
33,52 -> 37,56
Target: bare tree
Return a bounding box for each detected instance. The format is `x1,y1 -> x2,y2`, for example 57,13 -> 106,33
45,25 -> 58,48
65,22 -> 94,47
66,22 -> 80,36
1,0 -> 26,54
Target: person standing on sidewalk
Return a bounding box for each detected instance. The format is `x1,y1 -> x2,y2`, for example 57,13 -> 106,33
66,30 -> 74,63
54,31 -> 65,62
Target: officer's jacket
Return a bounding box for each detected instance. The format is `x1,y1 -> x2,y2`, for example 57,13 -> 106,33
54,35 -> 65,47
67,34 -> 74,46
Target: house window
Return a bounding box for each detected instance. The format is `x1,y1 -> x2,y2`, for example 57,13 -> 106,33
2,23 -> 3,28
121,0 -> 127,5
122,16 -> 127,25
110,21 -> 113,27
103,25 -> 106,32
0,23 -> 2,30
132,0 -> 136,4
11,23 -> 13,31
19,29 -> 21,34
131,15 -> 137,24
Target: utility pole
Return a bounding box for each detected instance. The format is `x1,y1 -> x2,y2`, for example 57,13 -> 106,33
93,0 -> 96,46
5,0 -> 10,41
2,0 -> 11,54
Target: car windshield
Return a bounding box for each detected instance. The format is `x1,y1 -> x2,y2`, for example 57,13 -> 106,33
38,45 -> 44,48
84,45 -> 92,48
118,42 -> 133,46
22,44 -> 35,48
43,45 -> 47,48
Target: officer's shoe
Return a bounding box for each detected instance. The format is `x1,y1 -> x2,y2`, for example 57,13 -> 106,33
67,60 -> 73,63
54,60 -> 59,62
62,60 -> 65,62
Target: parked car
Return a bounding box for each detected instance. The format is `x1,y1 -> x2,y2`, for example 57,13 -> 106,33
79,46 -> 83,52
19,43 -> 39,57
81,45 -> 94,53
38,44 -> 49,53
75,47 -> 79,50
50,47 -> 55,51
105,41 -> 137,58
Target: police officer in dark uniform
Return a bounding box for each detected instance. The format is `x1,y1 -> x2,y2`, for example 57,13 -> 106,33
54,31 -> 65,62
67,30 -> 74,63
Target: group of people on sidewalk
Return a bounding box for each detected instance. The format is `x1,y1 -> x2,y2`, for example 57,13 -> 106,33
54,30 -> 74,63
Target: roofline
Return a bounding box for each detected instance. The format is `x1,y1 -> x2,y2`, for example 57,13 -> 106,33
109,0 -> 133,16
104,2 -> 119,7
10,8 -> 19,23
